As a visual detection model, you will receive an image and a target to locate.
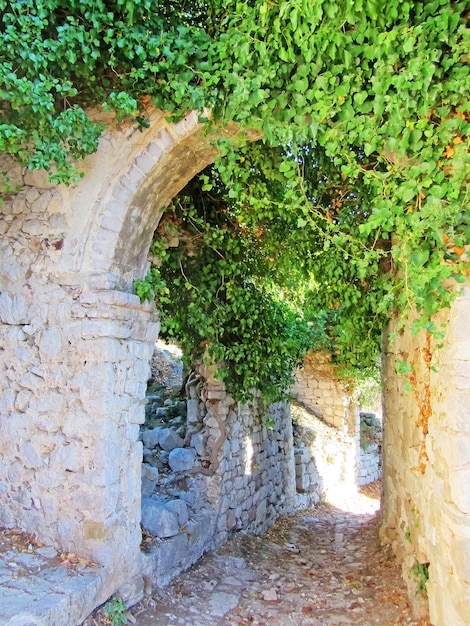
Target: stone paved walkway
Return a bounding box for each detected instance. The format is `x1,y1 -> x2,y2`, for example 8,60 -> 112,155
85,483 -> 431,626
0,528 -> 105,626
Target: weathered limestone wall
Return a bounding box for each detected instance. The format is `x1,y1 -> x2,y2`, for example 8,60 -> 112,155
291,403 -> 357,504
141,363 -> 296,586
291,352 -> 360,497
292,351 -> 357,434
195,363 -> 296,538
0,284 -> 157,602
359,441 -> 381,486
0,110 -> 221,604
359,413 -> 382,486
381,285 -> 470,626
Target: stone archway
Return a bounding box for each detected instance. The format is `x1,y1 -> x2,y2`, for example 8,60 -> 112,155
0,110 -> 227,604
0,110 -> 469,625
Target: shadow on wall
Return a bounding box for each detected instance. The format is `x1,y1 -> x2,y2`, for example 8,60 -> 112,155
292,403 -> 358,506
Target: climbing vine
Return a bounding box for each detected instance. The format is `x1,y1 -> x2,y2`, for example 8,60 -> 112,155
136,167 -> 314,403
1,1 -> 470,399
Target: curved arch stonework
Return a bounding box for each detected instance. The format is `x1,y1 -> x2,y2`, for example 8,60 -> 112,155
57,109 -> 222,288
0,110 -> 225,606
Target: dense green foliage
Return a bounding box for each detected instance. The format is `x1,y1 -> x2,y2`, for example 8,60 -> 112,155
137,163 -> 315,402
2,0 -> 469,399
136,144 -> 384,401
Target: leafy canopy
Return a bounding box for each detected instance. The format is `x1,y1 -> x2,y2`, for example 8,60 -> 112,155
137,143 -> 385,402
1,0 -> 469,399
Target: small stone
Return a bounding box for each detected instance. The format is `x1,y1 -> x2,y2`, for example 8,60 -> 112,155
159,429 -> 184,452
35,547 -> 57,559
262,588 -> 279,602
210,591 -> 239,617
142,428 -> 163,450
202,579 -> 218,592
168,448 -> 196,472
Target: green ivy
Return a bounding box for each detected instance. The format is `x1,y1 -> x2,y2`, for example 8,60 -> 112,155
138,171 -> 313,403
1,1 -> 470,398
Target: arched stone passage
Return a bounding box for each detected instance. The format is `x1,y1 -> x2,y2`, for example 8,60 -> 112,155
1,109 -> 469,624
0,110 -> 229,604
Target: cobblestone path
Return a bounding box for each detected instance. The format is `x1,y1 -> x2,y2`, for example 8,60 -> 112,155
85,483 -> 431,626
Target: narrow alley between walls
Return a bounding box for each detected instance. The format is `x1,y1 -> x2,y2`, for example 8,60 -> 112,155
84,482 -> 430,626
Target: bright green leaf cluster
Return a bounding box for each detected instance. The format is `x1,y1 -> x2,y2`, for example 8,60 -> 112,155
2,0 -> 470,392
143,171 -> 314,403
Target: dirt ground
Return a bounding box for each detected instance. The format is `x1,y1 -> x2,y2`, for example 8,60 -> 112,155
84,482 -> 432,626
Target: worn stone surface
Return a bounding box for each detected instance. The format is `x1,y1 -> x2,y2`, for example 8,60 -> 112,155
381,286 -> 470,626
0,528 -> 105,626
91,487 -> 428,626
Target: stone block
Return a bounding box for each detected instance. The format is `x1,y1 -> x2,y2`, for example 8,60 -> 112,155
187,399 -> 199,424
118,573 -> 144,607
186,512 -> 216,548
227,509 -> 237,530
0,293 -> 28,324
142,428 -> 163,450
449,468 -> 470,514
439,433 -> 470,469
29,392 -> 65,415
23,168 -> 56,189
0,587 -> 35,617
168,448 -> 196,472
207,389 -> 225,400
19,442 -> 42,469
35,547 -> 58,560
155,406 -> 169,419
128,340 -> 154,361
141,463 -> 159,497
165,499 -> 189,526
159,429 -> 184,452
37,328 -> 62,358
22,218 -> 43,235
135,151 -> 157,175
141,498 -> 180,538
190,432 -> 205,456
153,532 -> 189,586
147,141 -> 164,159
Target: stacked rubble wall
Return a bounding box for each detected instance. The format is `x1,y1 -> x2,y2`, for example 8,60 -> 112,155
141,361 -> 296,586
